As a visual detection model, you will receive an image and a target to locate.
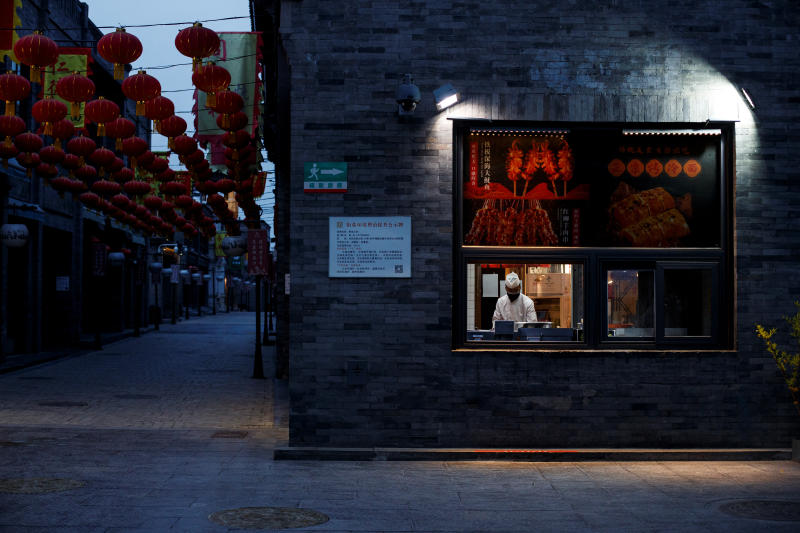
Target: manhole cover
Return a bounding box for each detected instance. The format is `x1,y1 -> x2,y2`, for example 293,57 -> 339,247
38,401 -> 88,407
208,507 -> 329,529
211,431 -> 248,439
114,394 -> 160,400
719,500 -> 800,521
0,478 -> 85,494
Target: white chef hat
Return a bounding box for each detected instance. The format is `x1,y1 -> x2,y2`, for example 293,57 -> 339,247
504,272 -> 521,290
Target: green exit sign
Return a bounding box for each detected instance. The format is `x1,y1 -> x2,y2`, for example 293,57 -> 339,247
304,162 -> 347,193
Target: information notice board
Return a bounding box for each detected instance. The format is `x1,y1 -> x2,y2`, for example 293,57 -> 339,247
329,216 -> 411,278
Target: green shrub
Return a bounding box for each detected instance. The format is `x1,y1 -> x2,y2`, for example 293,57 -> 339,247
756,302 -> 800,417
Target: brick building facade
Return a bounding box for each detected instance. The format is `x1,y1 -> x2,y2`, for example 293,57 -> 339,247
253,0 -> 800,448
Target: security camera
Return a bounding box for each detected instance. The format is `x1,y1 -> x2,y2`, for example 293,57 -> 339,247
396,74 -> 421,114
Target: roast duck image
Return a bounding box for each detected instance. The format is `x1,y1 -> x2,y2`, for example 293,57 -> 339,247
608,182 -> 692,247
465,200 -> 558,246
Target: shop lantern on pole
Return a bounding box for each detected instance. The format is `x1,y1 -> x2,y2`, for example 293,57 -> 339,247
97,28 -> 143,81
32,97 -> 67,136
50,119 -> 75,150
1,223 -> 29,247
175,23 -> 220,72
192,62 -> 230,108
144,96 -> 174,133
13,31 -> 59,85
121,70 -> 160,116
0,72 -> 31,116
0,115 -> 25,146
84,97 -> 120,137
55,72 -> 95,119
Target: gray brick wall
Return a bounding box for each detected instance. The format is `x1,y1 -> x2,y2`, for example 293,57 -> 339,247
276,0 -> 800,447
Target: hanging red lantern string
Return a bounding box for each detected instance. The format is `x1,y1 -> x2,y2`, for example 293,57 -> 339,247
175,22 -> 220,72
158,115 -> 187,149
84,97 -> 120,137
88,147 -> 116,177
112,167 -> 135,184
121,70 -> 160,116
55,72 -> 95,119
36,162 -> 58,180
121,136 -> 148,170
192,61 -> 230,108
109,157 -> 125,175
39,145 -> 65,165
143,155 -> 169,175
13,131 -> 43,154
136,150 -> 155,171
172,135 -> 197,160
0,72 -> 31,116
144,95 -> 174,133
143,195 -> 162,211
96,27 -> 143,81
0,144 -> 18,167
209,90 -> 244,129
15,151 -> 40,176
61,153 -> 81,172
216,110 -> 248,133
50,119 -> 75,150
32,98 -> 68,136
0,115 -> 25,146
91,178 -> 122,198
66,134 -> 96,165
13,31 -> 59,85
105,117 -> 136,151
123,179 -> 151,198
74,164 -> 98,184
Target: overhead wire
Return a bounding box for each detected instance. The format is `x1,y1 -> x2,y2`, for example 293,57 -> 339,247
0,15 -> 251,32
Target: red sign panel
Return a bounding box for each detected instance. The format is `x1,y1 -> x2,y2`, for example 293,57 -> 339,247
247,229 -> 270,276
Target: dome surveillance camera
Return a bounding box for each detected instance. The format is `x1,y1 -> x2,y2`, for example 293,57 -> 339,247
396,74 -> 421,114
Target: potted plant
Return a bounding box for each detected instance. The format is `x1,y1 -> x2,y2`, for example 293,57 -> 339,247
756,302 -> 800,460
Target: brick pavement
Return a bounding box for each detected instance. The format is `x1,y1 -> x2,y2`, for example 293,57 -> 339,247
2,313 -> 800,532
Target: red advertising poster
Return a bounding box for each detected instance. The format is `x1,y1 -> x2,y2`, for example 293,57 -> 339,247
247,229 -> 270,276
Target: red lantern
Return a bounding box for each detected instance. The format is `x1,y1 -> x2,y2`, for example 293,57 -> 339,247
78,191 -> 102,208
160,181 -> 186,196
16,151 -> 40,176
217,110 -> 247,132
174,194 -> 192,208
155,169 -> 175,183
0,115 -> 25,146
121,136 -> 148,170
13,31 -> 59,84
105,117 -> 136,148
174,23 -> 220,71
110,193 -> 131,209
50,119 -> 75,149
67,135 -> 96,164
215,178 -> 235,193
85,97 -> 120,137
210,90 -> 244,129
112,167 -> 135,183
50,176 -> 76,195
123,180 -> 151,197
0,72 -> 31,116
13,132 -> 43,153
172,135 -> 197,157
136,150 -> 155,170
222,129 -> 250,150
97,28 -> 143,80
89,147 -> 116,176
32,98 -> 68,136
144,96 -> 174,131
183,149 -> 205,167
0,143 -> 18,167
109,157 -> 124,174
55,72 -> 95,119
61,153 -> 81,171
36,162 -> 58,179
192,62 -> 230,107
143,195 -> 162,210
121,70 -> 161,116
74,165 -> 98,182
39,145 -> 65,165
144,156 -> 169,175
91,179 -> 122,198
157,115 -> 186,147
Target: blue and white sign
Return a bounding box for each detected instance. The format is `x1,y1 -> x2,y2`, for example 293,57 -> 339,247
329,216 -> 411,278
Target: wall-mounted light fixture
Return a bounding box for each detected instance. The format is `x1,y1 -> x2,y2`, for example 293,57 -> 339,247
740,87 -> 755,110
395,73 -> 421,115
433,83 -> 459,110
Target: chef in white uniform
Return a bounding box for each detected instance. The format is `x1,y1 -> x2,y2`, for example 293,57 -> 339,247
492,272 -> 536,326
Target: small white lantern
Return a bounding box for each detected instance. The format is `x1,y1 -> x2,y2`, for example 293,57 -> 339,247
1,223 -> 29,247
221,235 -> 247,257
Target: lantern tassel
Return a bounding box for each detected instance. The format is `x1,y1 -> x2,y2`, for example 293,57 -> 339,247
116,138 -> 123,151
193,58 -> 201,72
135,100 -> 145,116
43,123 -> 53,136
168,137 -> 174,150
113,63 -> 124,81
97,123 -> 105,137
5,100 -> 14,116
54,139 -> 62,150
131,157 -> 137,171
70,102 -> 81,119
154,120 -> 162,135
206,92 -> 216,108
4,135 -> 10,147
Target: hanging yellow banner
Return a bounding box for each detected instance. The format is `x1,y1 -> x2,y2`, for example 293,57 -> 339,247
42,48 -> 93,129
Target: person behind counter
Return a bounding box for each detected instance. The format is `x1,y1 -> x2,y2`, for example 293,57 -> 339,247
492,272 -> 536,326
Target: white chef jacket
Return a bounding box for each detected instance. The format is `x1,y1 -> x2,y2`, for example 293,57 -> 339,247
492,293 -> 536,325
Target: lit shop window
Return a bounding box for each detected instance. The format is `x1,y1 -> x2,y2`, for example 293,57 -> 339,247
607,270 -> 654,338
465,262 -> 584,342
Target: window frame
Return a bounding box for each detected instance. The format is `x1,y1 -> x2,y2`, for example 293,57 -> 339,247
452,119 -> 735,351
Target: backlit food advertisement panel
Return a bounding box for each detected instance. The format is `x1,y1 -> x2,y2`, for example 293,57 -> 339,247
462,127 -> 720,248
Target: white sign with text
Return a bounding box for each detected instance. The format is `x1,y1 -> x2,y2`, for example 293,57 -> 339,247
329,217 -> 411,278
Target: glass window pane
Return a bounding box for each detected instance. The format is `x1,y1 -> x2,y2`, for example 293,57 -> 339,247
664,269 -> 712,337
607,270 -> 654,337
466,262 -> 583,341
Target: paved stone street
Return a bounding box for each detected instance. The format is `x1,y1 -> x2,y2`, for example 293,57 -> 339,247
2,312 -> 800,532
